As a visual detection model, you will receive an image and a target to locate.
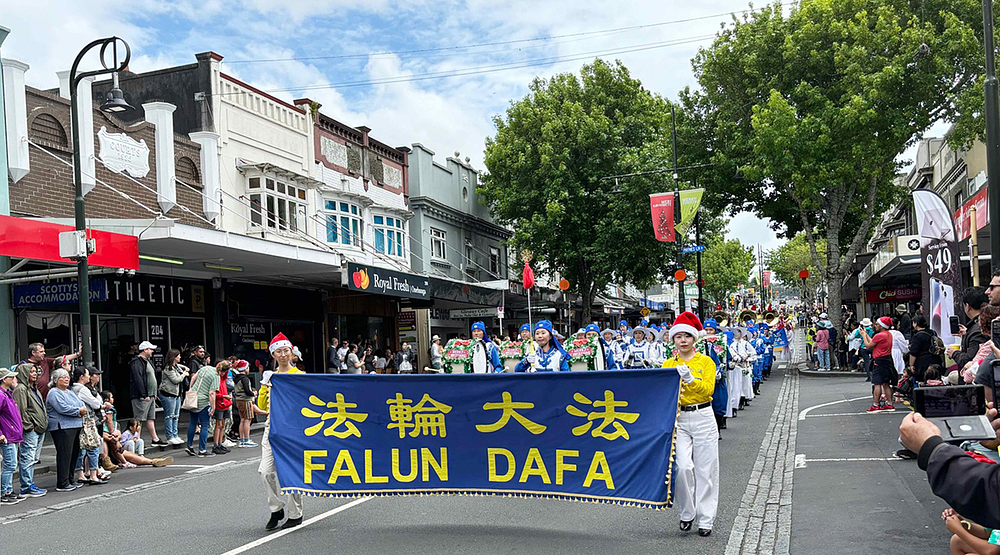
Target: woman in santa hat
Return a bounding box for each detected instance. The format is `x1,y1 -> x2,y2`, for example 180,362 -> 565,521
256,332 -> 306,531
662,311 -> 719,537
515,321 -> 570,372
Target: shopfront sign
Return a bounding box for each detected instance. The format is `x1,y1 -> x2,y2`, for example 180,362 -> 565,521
449,308 -> 498,319
953,185 -> 989,242
865,286 -> 921,304
12,279 -> 108,307
347,262 -> 429,300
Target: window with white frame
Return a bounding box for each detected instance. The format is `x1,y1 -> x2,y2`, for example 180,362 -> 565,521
465,245 -> 476,281
489,246 -> 500,276
373,214 -> 405,258
430,228 -> 447,260
247,176 -> 307,233
320,199 -> 362,247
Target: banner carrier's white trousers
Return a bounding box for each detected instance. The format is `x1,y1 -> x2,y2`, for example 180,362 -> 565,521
260,419 -> 303,519
673,406 -> 720,530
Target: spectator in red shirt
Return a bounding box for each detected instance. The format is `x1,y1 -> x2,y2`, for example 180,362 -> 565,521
24,343 -> 82,400
861,316 -> 896,412
212,361 -> 233,455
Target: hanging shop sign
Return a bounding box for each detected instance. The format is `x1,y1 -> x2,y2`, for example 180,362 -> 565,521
97,126 -> 150,178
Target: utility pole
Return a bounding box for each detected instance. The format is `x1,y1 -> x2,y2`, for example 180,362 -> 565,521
671,104 -> 684,314
984,0 -> 1000,272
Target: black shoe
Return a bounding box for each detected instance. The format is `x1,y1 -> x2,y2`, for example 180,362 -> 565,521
265,509 -> 285,531
280,517 -> 303,529
680,520 -> 693,532
698,528 -> 712,537
185,446 -> 197,457
212,445 -> 226,455
894,449 -> 917,460
719,417 -> 727,430
152,438 -> 168,446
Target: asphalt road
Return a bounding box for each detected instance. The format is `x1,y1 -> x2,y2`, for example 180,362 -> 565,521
0,364 -> 785,555
3,336 -> 956,555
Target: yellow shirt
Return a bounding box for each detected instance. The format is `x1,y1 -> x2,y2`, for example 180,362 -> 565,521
256,367 -> 305,413
662,352 -> 716,406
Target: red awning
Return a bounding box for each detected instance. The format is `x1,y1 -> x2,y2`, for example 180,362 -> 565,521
0,215 -> 139,270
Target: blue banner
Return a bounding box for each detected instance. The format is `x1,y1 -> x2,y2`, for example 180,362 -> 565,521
269,370 -> 681,508
773,328 -> 789,348
12,279 -> 108,308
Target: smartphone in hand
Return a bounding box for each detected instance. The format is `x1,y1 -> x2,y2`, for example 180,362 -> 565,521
950,315 -> 961,336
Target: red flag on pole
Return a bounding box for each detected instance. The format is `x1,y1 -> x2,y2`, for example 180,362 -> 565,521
522,262 -> 535,289
649,193 -> 675,242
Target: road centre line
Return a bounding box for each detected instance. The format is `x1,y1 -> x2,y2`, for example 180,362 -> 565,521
798,396 -> 870,421
219,497 -> 372,555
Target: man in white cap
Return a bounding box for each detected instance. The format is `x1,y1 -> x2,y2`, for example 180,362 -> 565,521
257,332 -> 305,531
130,341 -> 165,446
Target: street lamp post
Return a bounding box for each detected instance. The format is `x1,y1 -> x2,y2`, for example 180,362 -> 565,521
984,0 -> 1000,272
69,37 -> 132,366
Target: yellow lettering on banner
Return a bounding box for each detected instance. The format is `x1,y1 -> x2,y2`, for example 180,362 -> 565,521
364,450 -> 389,484
518,448 -> 551,484
583,451 -> 614,490
392,448 -> 418,482
303,450 -> 327,484
327,450 -> 361,484
554,449 -> 578,485
487,448 -> 516,482
421,447 -> 448,481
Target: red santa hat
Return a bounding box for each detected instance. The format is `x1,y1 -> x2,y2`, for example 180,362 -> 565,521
233,359 -> 250,371
877,316 -> 893,330
668,311 -> 703,342
269,332 -> 293,353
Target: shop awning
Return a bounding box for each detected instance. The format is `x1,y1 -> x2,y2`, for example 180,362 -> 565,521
36,218 -> 344,286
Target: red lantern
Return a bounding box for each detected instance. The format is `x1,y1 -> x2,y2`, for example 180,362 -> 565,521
798,270 -> 809,280
674,269 -> 687,281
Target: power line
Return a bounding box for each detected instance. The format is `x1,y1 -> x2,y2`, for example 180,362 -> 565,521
222,5 -> 783,65
220,34 -> 713,97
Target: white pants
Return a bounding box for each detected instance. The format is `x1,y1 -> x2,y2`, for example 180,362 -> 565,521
727,366 -> 742,416
674,406 -> 720,529
742,369 -> 754,401
259,419 -> 303,519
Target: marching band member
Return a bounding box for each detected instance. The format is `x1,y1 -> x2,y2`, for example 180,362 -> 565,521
257,332 -> 305,531
725,328 -> 743,418
519,323 -> 532,342
618,319 -> 631,339
584,323 -> 618,371
602,328 -> 624,370
749,324 -> 764,397
760,323 -> 774,381
662,312 -> 719,537
703,318 -> 729,432
624,326 -> 657,368
470,321 -> 503,373
515,320 -> 570,372
730,327 -> 756,410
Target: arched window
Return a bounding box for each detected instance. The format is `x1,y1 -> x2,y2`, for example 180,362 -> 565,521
176,156 -> 200,185
29,113 -> 68,150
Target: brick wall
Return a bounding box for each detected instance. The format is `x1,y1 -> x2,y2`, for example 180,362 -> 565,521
8,86 -> 212,229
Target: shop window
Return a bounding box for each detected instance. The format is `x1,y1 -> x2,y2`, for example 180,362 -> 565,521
322,199 -> 362,247
430,228 -> 447,260
247,176 -> 305,233
465,245 -> 476,281
373,214 -> 404,258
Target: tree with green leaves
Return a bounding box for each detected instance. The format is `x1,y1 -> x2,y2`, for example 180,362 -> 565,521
766,232 -> 826,307
680,0 -> 982,333
479,60 -> 675,322
701,236 -> 755,308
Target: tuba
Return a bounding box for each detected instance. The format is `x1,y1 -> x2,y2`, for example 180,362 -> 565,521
737,309 -> 757,327
763,310 -> 778,328
713,310 -> 730,328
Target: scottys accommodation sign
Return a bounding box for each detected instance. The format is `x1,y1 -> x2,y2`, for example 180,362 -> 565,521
346,262 -> 429,300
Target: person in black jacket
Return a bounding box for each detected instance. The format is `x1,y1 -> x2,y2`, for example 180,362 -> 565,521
901,409 -> 1000,529
129,341 -> 165,445
953,287 -> 988,371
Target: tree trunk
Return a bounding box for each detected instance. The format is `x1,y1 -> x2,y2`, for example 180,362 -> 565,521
581,278 -> 595,325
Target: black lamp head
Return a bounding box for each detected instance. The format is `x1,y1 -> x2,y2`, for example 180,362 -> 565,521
100,87 -> 131,113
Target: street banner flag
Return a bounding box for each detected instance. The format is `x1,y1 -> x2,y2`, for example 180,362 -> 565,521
675,188 -> 704,237
522,262 -> 535,289
913,189 -> 962,347
268,370 -> 682,509
650,193 -> 675,242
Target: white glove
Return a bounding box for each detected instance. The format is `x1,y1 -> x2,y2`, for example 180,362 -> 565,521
261,370 -> 274,386
677,364 -> 694,383
525,354 -> 538,366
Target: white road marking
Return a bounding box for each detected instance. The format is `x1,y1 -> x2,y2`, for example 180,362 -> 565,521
219,496 -> 372,555
798,396 -> 870,420
794,455 -> 907,468
803,410 -> 901,418
186,461 -> 238,474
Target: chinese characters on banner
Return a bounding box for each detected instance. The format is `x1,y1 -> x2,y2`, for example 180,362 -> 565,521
649,193 -> 675,242
269,370 -> 682,508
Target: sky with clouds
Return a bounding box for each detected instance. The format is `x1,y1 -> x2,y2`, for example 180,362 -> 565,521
3,0 -> 933,255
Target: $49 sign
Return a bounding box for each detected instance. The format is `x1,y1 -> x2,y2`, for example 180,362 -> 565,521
925,247 -> 953,275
